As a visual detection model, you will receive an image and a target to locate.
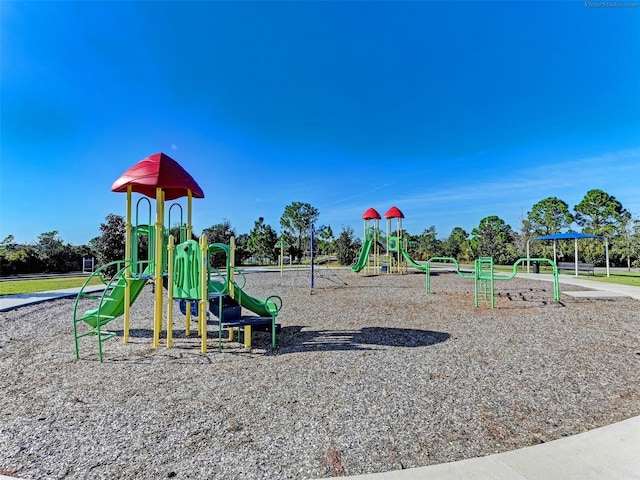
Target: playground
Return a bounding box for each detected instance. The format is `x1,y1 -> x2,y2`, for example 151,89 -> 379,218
1,268 -> 639,479
1,153 -> 639,479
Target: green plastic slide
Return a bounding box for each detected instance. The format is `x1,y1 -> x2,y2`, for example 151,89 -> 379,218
209,280 -> 279,317
80,268 -> 150,328
400,248 -> 427,271
351,237 -> 373,272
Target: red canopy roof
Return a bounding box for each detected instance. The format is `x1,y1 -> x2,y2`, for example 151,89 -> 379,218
111,152 -> 205,200
384,206 -> 404,219
361,207 -> 382,220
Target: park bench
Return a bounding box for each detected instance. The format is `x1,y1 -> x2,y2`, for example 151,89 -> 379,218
557,261 -> 595,275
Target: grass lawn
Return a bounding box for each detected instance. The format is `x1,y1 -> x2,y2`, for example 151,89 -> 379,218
570,270 -> 640,287
2,264 -> 638,295
0,276 -> 104,296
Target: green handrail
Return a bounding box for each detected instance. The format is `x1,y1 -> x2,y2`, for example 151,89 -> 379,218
73,259 -> 150,362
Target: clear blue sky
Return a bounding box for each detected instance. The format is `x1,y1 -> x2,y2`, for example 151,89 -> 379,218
2,1 -> 639,245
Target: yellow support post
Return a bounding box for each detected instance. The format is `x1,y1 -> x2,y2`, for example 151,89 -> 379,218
167,234 -> 175,348
398,217 -> 403,274
124,186 -> 132,343
244,325 -> 252,348
153,188 -> 164,347
185,303 -> 192,336
280,242 -> 284,277
199,234 -> 208,354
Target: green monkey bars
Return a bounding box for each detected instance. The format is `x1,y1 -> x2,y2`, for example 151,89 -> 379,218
425,257 -> 560,308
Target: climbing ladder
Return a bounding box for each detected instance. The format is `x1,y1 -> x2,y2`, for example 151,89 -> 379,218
474,257 -> 495,308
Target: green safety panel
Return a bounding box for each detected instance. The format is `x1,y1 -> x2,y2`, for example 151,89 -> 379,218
173,240 -> 204,300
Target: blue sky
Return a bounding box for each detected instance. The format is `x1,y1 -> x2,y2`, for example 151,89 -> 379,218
1,1 -> 639,245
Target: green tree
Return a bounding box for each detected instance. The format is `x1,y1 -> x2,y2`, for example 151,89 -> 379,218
527,197 -> 574,236
335,226 -> 361,266
611,214 -> 639,269
0,244 -> 43,275
574,189 -> 628,236
471,215 -> 515,263
202,220 -> 236,267
416,226 -> 442,260
574,189 -> 629,266
279,202 -> 319,262
442,227 -> 468,260
316,225 -> 335,256
247,217 -> 278,263
631,218 -> 640,269
234,233 -> 250,266
0,235 -> 16,249
35,231 -> 66,272
92,214 -> 126,275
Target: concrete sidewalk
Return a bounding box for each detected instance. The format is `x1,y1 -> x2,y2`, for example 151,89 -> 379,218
339,416 -> 640,480
516,272 -> 640,300
0,285 -> 106,312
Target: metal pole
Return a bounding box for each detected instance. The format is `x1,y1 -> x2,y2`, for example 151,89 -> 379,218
574,238 -> 579,278
124,186 -> 132,343
310,224 -> 315,291
605,237 -> 610,277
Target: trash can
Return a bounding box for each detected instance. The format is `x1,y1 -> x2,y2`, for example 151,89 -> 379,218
532,261 -> 540,274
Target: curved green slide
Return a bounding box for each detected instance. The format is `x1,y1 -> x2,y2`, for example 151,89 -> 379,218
79,267 -> 150,328
351,237 -> 373,272
400,248 -> 427,271
209,279 -> 280,317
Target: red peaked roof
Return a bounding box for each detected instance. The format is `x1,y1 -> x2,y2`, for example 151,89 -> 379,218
111,152 -> 205,200
384,206 -> 404,219
361,207 -> 382,220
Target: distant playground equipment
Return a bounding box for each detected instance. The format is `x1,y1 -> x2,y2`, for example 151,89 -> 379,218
73,152 -> 282,362
275,238 -> 291,277
424,257 -> 560,308
352,206 -> 426,274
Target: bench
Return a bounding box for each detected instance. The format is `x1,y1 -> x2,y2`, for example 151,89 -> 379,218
557,261 -> 595,275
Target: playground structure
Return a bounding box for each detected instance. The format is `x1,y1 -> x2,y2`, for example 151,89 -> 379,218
73,152 -> 282,362
424,257 -> 560,308
352,206 -> 425,274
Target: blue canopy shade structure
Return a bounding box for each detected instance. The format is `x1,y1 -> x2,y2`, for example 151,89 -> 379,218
527,232 -> 610,277
534,232 -> 602,241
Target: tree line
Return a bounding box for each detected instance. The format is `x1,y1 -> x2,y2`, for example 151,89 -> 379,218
2,189 -> 639,276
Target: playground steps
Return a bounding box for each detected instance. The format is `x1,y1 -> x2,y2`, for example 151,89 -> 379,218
73,261 -> 150,362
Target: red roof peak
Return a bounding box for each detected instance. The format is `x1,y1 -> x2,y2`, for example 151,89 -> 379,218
362,207 -> 382,220
384,206 -> 404,219
111,152 -> 204,200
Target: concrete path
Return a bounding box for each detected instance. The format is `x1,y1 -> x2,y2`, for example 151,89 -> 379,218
340,415 -> 640,480
0,285 -> 106,312
516,272 -> 640,300
1,273 -> 639,480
